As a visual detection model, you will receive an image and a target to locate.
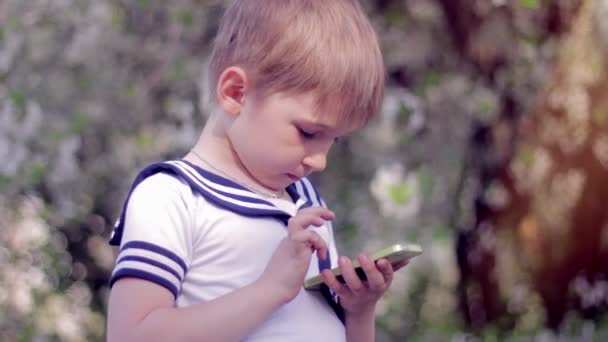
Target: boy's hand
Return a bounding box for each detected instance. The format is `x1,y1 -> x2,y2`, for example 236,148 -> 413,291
321,254 -> 409,316
259,206 -> 335,303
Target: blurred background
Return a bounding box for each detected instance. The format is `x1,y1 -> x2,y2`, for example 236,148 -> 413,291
2,0 -> 608,340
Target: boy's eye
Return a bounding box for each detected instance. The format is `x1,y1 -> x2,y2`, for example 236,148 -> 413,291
297,127 -> 316,139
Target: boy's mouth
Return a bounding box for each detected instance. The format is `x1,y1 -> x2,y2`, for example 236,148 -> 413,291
286,173 -> 300,181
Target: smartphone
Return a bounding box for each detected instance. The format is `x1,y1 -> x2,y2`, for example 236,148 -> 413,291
304,242 -> 422,290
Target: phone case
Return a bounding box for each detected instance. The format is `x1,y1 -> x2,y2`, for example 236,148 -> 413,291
303,243 -> 422,290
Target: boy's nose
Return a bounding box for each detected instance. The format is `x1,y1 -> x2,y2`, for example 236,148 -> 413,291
303,152 -> 327,172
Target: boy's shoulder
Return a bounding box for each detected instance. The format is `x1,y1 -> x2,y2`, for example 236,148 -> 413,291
132,168 -> 192,196
120,160 -> 211,212
109,160 -> 205,246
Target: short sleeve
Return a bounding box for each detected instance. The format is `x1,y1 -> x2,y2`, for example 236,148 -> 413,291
110,173 -> 193,299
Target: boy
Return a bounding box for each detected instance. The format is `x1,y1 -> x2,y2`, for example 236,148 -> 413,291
106,0 -> 408,341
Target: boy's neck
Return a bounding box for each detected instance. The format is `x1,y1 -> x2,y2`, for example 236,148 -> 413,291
186,114 -> 287,199
190,114 -> 247,178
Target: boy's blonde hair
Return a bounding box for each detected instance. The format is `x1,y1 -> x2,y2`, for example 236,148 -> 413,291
208,0 -> 385,126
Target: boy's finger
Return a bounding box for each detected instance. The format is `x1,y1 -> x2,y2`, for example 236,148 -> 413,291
287,213 -> 324,235
295,206 -> 335,222
307,231 -> 327,260
291,230 -> 327,260
287,208 -> 334,235
376,258 -> 395,284
338,256 -> 365,293
358,254 -> 384,290
316,238 -> 328,261
322,269 -> 348,296
289,212 -> 327,238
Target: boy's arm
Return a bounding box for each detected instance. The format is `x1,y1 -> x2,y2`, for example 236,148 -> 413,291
344,309 -> 376,342
107,277 -> 285,342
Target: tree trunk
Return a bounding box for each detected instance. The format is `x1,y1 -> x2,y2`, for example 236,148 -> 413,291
459,0 -> 608,330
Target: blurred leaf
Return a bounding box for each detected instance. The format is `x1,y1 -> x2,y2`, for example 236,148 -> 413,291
111,6 -> 125,29
388,182 -> 411,205
70,111 -> 90,134
126,82 -> 137,98
380,2 -> 408,27
418,169 -> 434,196
173,59 -> 187,81
479,99 -> 495,114
398,103 -> 413,124
28,162 -> 47,184
560,312 -> 586,338
9,89 -> 26,112
138,0 -> 150,9
7,15 -> 18,30
481,325 -> 500,342
341,222 -> 360,249
176,9 -> 195,27
48,128 -> 69,143
0,174 -> 13,189
518,0 -> 541,9
419,71 -> 443,96
593,111 -> 607,125
432,225 -> 451,241
517,144 -> 535,168
135,130 -> 153,151
77,75 -> 93,89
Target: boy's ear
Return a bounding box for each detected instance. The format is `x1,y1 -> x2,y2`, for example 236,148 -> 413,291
216,66 -> 249,116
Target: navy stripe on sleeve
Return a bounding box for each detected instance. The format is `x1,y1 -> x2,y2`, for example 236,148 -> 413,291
116,255 -> 184,283
120,240 -> 188,274
110,268 -> 179,298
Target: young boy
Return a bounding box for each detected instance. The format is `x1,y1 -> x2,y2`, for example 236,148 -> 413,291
106,0 -> 407,340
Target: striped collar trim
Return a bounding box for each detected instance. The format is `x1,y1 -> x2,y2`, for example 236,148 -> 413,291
110,160 -> 325,245
169,160 -> 314,212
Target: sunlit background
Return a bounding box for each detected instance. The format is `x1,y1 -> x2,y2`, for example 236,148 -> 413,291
2,0 -> 608,341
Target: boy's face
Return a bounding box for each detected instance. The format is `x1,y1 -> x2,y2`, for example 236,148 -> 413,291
226,92 -> 358,191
